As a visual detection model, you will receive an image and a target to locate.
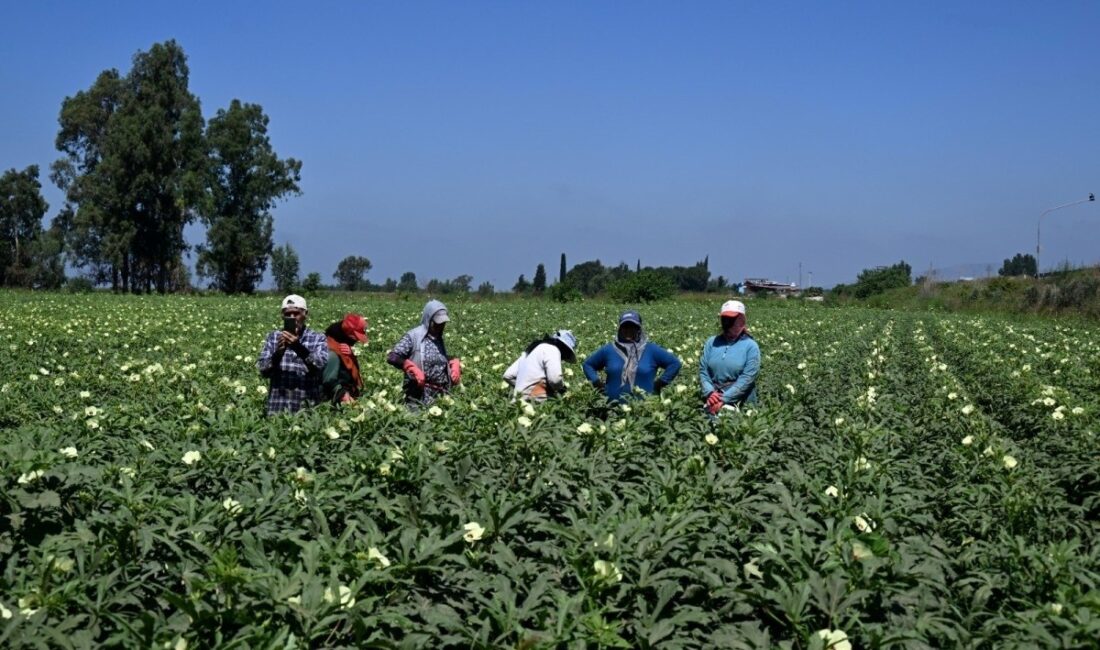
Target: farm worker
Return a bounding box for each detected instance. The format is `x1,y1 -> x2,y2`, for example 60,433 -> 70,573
700,300 -> 759,415
386,299 -> 461,407
503,330 -> 578,401
256,294 -> 330,415
582,310 -> 682,402
322,313 -> 369,405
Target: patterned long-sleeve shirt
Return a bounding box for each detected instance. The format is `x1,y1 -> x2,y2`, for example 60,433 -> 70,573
388,332 -> 451,405
256,328 -> 329,414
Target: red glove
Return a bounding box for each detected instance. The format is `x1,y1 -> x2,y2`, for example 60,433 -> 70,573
706,391 -> 724,415
337,343 -> 351,356
448,358 -> 462,385
402,359 -> 426,388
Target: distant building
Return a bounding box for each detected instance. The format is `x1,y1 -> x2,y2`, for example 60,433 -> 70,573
744,278 -> 800,297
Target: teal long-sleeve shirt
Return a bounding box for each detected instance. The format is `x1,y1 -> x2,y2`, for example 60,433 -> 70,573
699,334 -> 760,405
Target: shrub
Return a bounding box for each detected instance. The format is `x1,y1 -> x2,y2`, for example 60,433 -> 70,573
547,282 -> 583,303
64,277 -> 96,294
606,270 -> 676,303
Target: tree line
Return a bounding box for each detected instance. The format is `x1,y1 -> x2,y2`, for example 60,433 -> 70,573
2,40 -> 301,294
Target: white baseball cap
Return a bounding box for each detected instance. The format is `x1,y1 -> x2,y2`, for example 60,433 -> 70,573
281,294 -> 308,311
720,300 -> 746,317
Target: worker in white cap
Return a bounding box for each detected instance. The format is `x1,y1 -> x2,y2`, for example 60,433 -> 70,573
699,300 -> 759,415
256,294 -> 330,414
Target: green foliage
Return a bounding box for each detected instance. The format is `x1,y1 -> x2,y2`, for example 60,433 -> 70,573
53,40 -> 207,293
1000,253 -> 1037,278
301,272 -> 323,294
512,274 -> 530,294
197,100 -> 302,294
833,261 -> 912,299
645,260 -> 710,292
561,260 -> 631,296
1,293 -> 1098,648
559,253 -> 567,283
62,276 -> 95,293
477,281 -> 494,297
547,281 -> 583,303
533,264 -> 547,293
397,271 -> 419,293
606,269 -> 677,302
862,267 -> 1100,320
426,275 -> 472,295
269,243 -> 300,294
0,165 -> 51,287
559,259 -> 710,297
332,255 -> 373,291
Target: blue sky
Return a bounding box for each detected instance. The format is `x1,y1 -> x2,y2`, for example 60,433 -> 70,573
2,1 -> 1098,288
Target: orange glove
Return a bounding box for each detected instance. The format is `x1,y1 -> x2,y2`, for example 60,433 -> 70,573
706,391 -> 723,414
402,359 -> 426,388
337,343 -> 351,356
448,358 -> 462,385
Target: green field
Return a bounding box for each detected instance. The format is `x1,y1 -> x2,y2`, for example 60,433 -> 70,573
1,292 -> 1098,648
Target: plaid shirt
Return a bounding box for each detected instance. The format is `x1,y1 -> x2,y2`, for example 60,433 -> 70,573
257,327 -> 329,414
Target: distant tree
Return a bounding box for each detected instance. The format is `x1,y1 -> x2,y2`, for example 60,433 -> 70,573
648,259 -> 709,292
547,281 -> 582,303
561,260 -> 605,296
607,269 -> 676,303
53,40 -> 206,293
849,261 -> 912,299
706,275 -> 728,292
999,253 -> 1037,277
25,221 -> 67,289
270,243 -> 300,293
301,272 -> 322,294
333,255 -> 373,291
533,264 -> 547,293
477,281 -> 494,296
636,259 -> 641,273
559,253 -> 567,283
397,271 -> 418,292
513,274 -> 530,293
451,274 -> 472,293
0,165 -> 50,286
382,277 -> 398,292
197,99 -> 302,294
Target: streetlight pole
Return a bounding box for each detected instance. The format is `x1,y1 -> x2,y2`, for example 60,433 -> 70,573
1037,193 -> 1095,276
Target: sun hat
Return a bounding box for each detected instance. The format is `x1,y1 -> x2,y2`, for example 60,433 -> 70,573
719,300 -> 746,317
618,310 -> 642,327
551,330 -> 578,361
431,308 -> 450,324
281,294 -> 307,311
341,313 -> 369,343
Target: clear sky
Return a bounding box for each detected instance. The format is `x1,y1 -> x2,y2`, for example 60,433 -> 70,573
3,1 -> 1098,289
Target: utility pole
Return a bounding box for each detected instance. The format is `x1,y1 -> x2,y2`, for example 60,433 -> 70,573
1037,193 -> 1095,276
